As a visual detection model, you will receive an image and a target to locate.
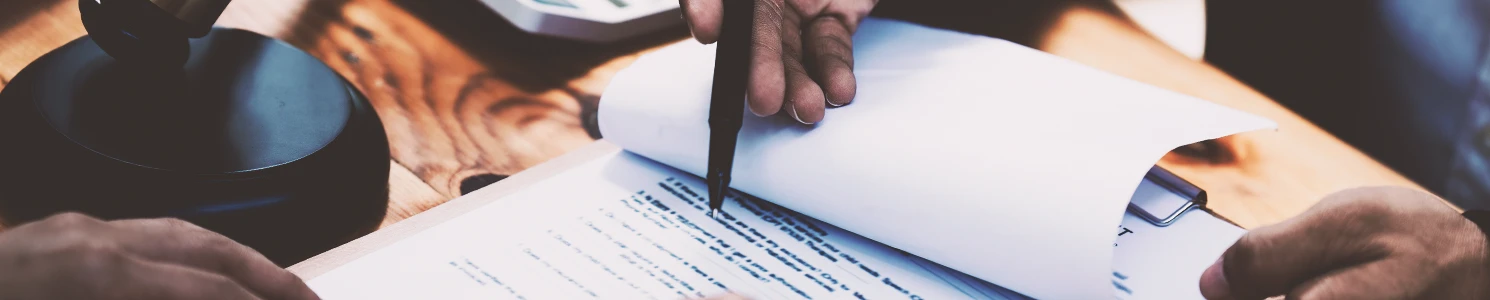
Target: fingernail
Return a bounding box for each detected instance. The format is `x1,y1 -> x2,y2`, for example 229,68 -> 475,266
1199,257 -> 1233,300
787,105 -> 813,125
826,98 -> 848,107
748,100 -> 771,117
750,108 -> 771,117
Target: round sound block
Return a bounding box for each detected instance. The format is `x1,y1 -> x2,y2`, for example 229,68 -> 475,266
0,28 -> 390,265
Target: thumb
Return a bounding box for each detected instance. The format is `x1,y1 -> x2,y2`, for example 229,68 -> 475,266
1198,215 -> 1381,300
680,0 -> 724,44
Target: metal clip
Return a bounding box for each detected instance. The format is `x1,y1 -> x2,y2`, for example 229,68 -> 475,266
1127,167 -> 1207,227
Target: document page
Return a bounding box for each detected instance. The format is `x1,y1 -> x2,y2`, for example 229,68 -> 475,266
308,17 -> 1272,299
600,18 -> 1275,299
308,151 -> 1028,299
1110,180 -> 1248,299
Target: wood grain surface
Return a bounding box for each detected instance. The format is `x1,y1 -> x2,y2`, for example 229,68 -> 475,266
0,0 -> 1420,235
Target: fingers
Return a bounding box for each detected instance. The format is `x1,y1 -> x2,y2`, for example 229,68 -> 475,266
101,255 -> 262,300
0,214 -> 313,300
777,1 -> 825,124
747,0 -> 787,117
1199,196 -> 1392,299
680,0 -> 724,43
1200,217 -> 1382,299
109,218 -> 320,300
730,0 -> 873,123
1198,258 -> 1233,299
803,16 -> 856,106
1285,259 -> 1425,300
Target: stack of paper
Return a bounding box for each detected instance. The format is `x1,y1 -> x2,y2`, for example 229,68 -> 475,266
303,18 -> 1275,299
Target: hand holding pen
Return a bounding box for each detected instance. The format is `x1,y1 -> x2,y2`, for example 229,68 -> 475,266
681,0 -> 877,125
690,0 -> 877,219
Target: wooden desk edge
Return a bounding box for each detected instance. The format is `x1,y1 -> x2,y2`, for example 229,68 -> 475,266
288,140 -> 623,279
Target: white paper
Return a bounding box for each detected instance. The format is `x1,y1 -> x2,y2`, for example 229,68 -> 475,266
309,151 -> 1031,299
1112,180 -> 1247,299
304,149 -> 1244,299
599,18 -> 1274,299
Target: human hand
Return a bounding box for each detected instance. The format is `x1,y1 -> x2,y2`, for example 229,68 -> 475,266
0,213 -> 319,300
1199,187 -> 1490,299
680,0 -> 877,124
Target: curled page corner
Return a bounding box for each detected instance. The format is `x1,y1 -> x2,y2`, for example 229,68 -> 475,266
599,18 -> 1275,299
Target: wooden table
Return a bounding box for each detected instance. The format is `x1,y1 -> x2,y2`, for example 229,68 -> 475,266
0,0 -> 1418,233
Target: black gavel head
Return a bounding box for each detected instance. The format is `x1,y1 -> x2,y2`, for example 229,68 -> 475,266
79,0 -> 232,67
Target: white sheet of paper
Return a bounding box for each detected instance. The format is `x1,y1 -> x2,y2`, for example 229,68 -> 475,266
308,151 -> 1032,299
303,147 -> 1246,300
1111,180 -> 1247,299
598,18 -> 1275,299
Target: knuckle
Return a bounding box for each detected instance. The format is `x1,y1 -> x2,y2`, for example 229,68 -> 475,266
1320,186 -> 1453,224
148,217 -> 220,238
42,212 -> 103,229
190,232 -> 259,270
171,222 -> 242,251
203,274 -> 243,292
60,241 -> 127,270
25,214 -> 109,245
206,237 -> 254,264
156,217 -> 207,231
184,273 -> 249,299
1318,187 -> 1400,218
1346,197 -> 1395,220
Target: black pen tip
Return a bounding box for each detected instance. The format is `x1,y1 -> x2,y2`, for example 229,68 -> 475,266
708,180 -> 726,208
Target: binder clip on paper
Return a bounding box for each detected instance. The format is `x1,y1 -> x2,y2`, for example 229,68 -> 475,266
1128,167 -> 1208,227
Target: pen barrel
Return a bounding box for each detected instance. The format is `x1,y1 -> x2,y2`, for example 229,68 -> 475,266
705,0 -> 755,209
87,0 -> 231,39
706,0 -> 755,119
705,165 -> 730,207
79,0 -> 232,67
147,0 -> 233,38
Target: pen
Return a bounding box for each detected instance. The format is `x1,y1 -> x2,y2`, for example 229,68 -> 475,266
706,0 -> 755,219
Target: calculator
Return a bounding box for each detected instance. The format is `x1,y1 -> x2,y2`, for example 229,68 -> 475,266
480,0 -> 682,43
